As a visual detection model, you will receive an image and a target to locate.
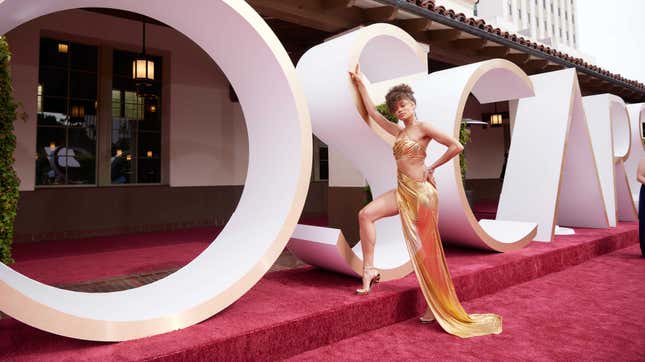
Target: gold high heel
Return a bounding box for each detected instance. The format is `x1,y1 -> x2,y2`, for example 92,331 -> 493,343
356,266 -> 381,295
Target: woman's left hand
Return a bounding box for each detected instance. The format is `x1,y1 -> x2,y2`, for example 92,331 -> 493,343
425,168 -> 437,188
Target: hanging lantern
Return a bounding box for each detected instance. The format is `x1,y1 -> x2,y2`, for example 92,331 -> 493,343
132,59 -> 155,81
133,20 -> 156,98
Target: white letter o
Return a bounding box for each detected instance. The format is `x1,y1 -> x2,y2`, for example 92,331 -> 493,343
0,0 -> 311,341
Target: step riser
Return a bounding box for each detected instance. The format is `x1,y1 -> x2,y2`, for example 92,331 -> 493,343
156,228 -> 638,361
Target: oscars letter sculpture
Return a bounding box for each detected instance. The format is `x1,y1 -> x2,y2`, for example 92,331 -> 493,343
291,24 -> 538,281
0,0 -> 312,341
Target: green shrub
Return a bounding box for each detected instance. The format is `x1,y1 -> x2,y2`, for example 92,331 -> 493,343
0,36 -> 19,265
376,103 -> 398,124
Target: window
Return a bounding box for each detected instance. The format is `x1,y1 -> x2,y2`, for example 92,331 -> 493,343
36,38 -> 98,185
319,147 -> 328,180
111,50 -> 162,184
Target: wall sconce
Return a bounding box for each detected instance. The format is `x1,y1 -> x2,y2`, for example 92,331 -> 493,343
126,154 -> 132,161
49,142 -> 56,151
147,151 -> 153,158
489,113 -> 503,126
116,149 -> 123,157
148,104 -> 157,113
57,43 -> 68,54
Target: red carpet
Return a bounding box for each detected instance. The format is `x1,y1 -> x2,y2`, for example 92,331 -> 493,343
9,216 -> 328,285
289,245 -> 645,361
10,227 -> 218,285
0,222 -> 639,361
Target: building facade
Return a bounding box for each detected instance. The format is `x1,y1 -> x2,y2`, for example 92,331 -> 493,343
477,0 -> 586,59
5,0 -> 645,245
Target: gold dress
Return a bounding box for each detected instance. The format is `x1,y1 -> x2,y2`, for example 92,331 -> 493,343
393,133 -> 502,338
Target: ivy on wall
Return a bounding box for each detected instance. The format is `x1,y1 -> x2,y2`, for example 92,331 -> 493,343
0,36 -> 19,265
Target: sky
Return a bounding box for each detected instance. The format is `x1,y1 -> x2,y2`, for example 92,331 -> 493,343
576,0 -> 645,84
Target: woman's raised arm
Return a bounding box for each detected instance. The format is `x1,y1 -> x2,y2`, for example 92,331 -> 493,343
349,64 -> 401,137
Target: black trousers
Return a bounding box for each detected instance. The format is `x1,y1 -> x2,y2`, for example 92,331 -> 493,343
638,185 -> 645,257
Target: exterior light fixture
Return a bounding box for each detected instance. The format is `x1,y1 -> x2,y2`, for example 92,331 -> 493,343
116,149 -> 123,157
126,154 -> 132,161
489,102 -> 503,126
489,113 -> 503,126
57,43 -> 68,54
49,142 -> 56,151
147,151 -> 153,158
133,20 -> 155,98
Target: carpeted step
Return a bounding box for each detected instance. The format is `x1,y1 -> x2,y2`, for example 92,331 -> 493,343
287,245 -> 645,361
0,223 -> 638,361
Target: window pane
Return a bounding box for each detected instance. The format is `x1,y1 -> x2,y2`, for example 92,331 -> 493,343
137,158 -> 160,183
70,71 -> 98,99
319,147 -> 329,180
111,118 -> 136,184
36,126 -> 67,185
39,68 -> 68,97
36,37 -> 98,186
112,90 -> 122,117
70,43 -> 98,72
39,97 -> 68,126
39,38 -> 68,68
112,49 -> 163,184
138,131 -> 161,157
139,101 -> 161,131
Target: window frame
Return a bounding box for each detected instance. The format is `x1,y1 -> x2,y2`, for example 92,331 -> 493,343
35,31 -> 170,188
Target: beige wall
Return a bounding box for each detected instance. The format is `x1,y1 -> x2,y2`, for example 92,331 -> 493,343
462,96 -> 508,179
6,9 -> 248,190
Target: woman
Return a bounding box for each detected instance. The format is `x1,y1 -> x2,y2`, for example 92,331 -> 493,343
349,64 -> 502,338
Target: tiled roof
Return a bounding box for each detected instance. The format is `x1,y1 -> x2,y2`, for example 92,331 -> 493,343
401,0 -> 645,92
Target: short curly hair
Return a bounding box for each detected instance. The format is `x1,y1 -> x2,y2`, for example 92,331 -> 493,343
385,84 -> 416,114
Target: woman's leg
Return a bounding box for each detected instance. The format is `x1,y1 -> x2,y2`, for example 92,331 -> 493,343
357,189 -> 398,290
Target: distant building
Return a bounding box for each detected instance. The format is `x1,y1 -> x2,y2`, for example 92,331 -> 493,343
476,0 -> 590,60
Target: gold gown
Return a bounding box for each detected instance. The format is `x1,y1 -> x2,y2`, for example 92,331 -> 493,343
393,133 -> 502,338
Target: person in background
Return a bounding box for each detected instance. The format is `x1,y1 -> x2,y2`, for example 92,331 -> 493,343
637,156 -> 645,257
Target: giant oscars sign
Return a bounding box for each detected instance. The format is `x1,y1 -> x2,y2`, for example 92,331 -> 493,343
0,0 -> 643,342
0,0 -> 313,342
